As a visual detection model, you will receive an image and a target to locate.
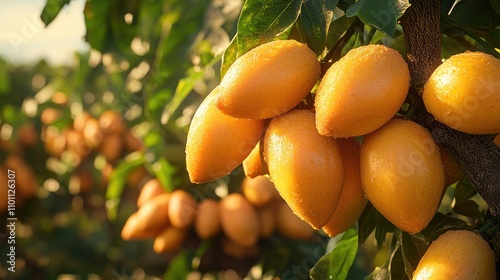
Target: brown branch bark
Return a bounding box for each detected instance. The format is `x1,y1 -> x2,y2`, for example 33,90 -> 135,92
401,0 -> 500,217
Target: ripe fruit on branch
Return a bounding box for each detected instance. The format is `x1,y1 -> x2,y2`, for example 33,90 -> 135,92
216,39 -> 320,119
153,226 -> 188,253
315,44 -> 410,138
194,199 -> 220,239
167,189 -> 197,228
241,175 -> 279,207
186,88 -> 265,183
423,51 -> 500,134
219,193 -> 260,247
242,142 -> 266,178
263,109 -> 344,229
276,202 -> 314,240
322,138 -> 367,237
360,119 -> 444,234
412,230 -> 496,280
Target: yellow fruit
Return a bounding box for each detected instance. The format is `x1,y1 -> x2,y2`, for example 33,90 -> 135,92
276,202 -> 315,240
322,138 -> 367,237
360,119 -> 444,233
315,44 -> 410,137
186,88 -> 265,183
66,129 -> 91,157
98,133 -> 124,162
121,193 -> 171,240
194,199 -> 220,239
264,109 -> 344,229
73,112 -> 92,134
99,110 -> 125,135
82,117 -> 103,149
43,127 -> 67,158
40,108 -> 61,126
412,230 -> 496,280
137,178 -> 167,208
241,175 -> 279,207
216,39 -> 320,119
423,52 -> 500,134
494,134 -> 500,146
258,203 -> 277,238
439,147 -> 464,187
219,193 -> 260,247
242,141 -> 266,178
167,189 -> 197,228
153,226 -> 187,253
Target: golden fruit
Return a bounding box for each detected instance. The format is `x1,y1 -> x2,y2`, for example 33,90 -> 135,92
98,110 -> 125,135
242,141 -> 266,178
126,167 -> 147,187
73,112 -> 92,134
66,129 -> 91,157
322,138 -> 367,237
276,202 -> 315,240
98,133 -> 124,162
186,88 -> 265,183
43,127 -> 67,158
82,117 -> 103,149
40,108 -> 61,126
153,226 -> 187,253
121,193 -> 171,240
412,230 -> 496,280
194,199 -> 220,239
263,109 -> 344,229
219,193 -> 260,247
216,39 -> 320,119
494,134 -> 500,146
315,44 -> 410,137
257,203 -> 277,238
167,189 -> 197,228
360,119 -> 444,233
423,52 -> 500,134
221,237 -> 259,260
5,155 -> 37,200
439,147 -> 464,187
137,178 -> 167,208
241,175 -> 279,207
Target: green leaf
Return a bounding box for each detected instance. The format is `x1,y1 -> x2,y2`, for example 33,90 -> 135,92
453,200 -> 483,219
221,0 -> 303,76
150,157 -> 177,193
84,0 -> 112,52
447,0 -> 497,28
420,212 -> 468,242
346,0 -> 410,36
105,152 -> 146,220
454,178 -> 477,204
297,0 -> 340,55
163,250 -> 193,280
400,232 -> 428,278
310,228 -> 358,280
41,0 -> 71,26
358,202 -> 395,247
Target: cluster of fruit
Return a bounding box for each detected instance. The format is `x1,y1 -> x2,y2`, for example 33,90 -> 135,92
121,175 -> 316,257
40,92 -> 144,192
185,39 -> 499,277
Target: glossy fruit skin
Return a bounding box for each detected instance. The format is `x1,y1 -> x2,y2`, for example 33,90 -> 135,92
216,39 -> 320,119
360,119 -> 444,234
153,227 -> 187,253
186,87 -> 265,183
194,199 -> 220,239
121,193 -> 170,240
494,134 -> 500,146
315,44 -> 410,138
242,141 -> 266,178
219,193 -> 260,247
322,138 -> 367,237
412,230 -> 496,280
423,52 -> 500,134
264,109 -> 344,229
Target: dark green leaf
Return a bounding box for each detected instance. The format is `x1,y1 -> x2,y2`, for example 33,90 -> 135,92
400,232 -> 428,278
163,250 -> 193,280
221,0 -> 303,76
390,247 -> 409,280
325,15 -> 357,51
453,200 -> 483,219
84,0 -> 112,52
420,212 -> 468,242
41,0 -> 71,26
105,152 -> 146,220
346,0 -> 410,36
298,0 -> 340,55
447,0 -> 497,28
364,235 -> 399,280
150,157 -> 177,193
454,178 -> 477,204
310,228 -> 358,280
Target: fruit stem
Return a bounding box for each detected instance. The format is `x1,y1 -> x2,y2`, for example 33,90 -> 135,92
401,0 -> 500,217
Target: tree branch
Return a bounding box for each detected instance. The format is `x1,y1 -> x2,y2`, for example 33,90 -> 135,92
401,0 -> 500,217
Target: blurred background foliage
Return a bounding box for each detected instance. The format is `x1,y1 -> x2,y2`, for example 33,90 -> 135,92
0,0 -> 498,279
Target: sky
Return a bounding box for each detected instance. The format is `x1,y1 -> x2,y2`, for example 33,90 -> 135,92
0,0 -> 89,66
